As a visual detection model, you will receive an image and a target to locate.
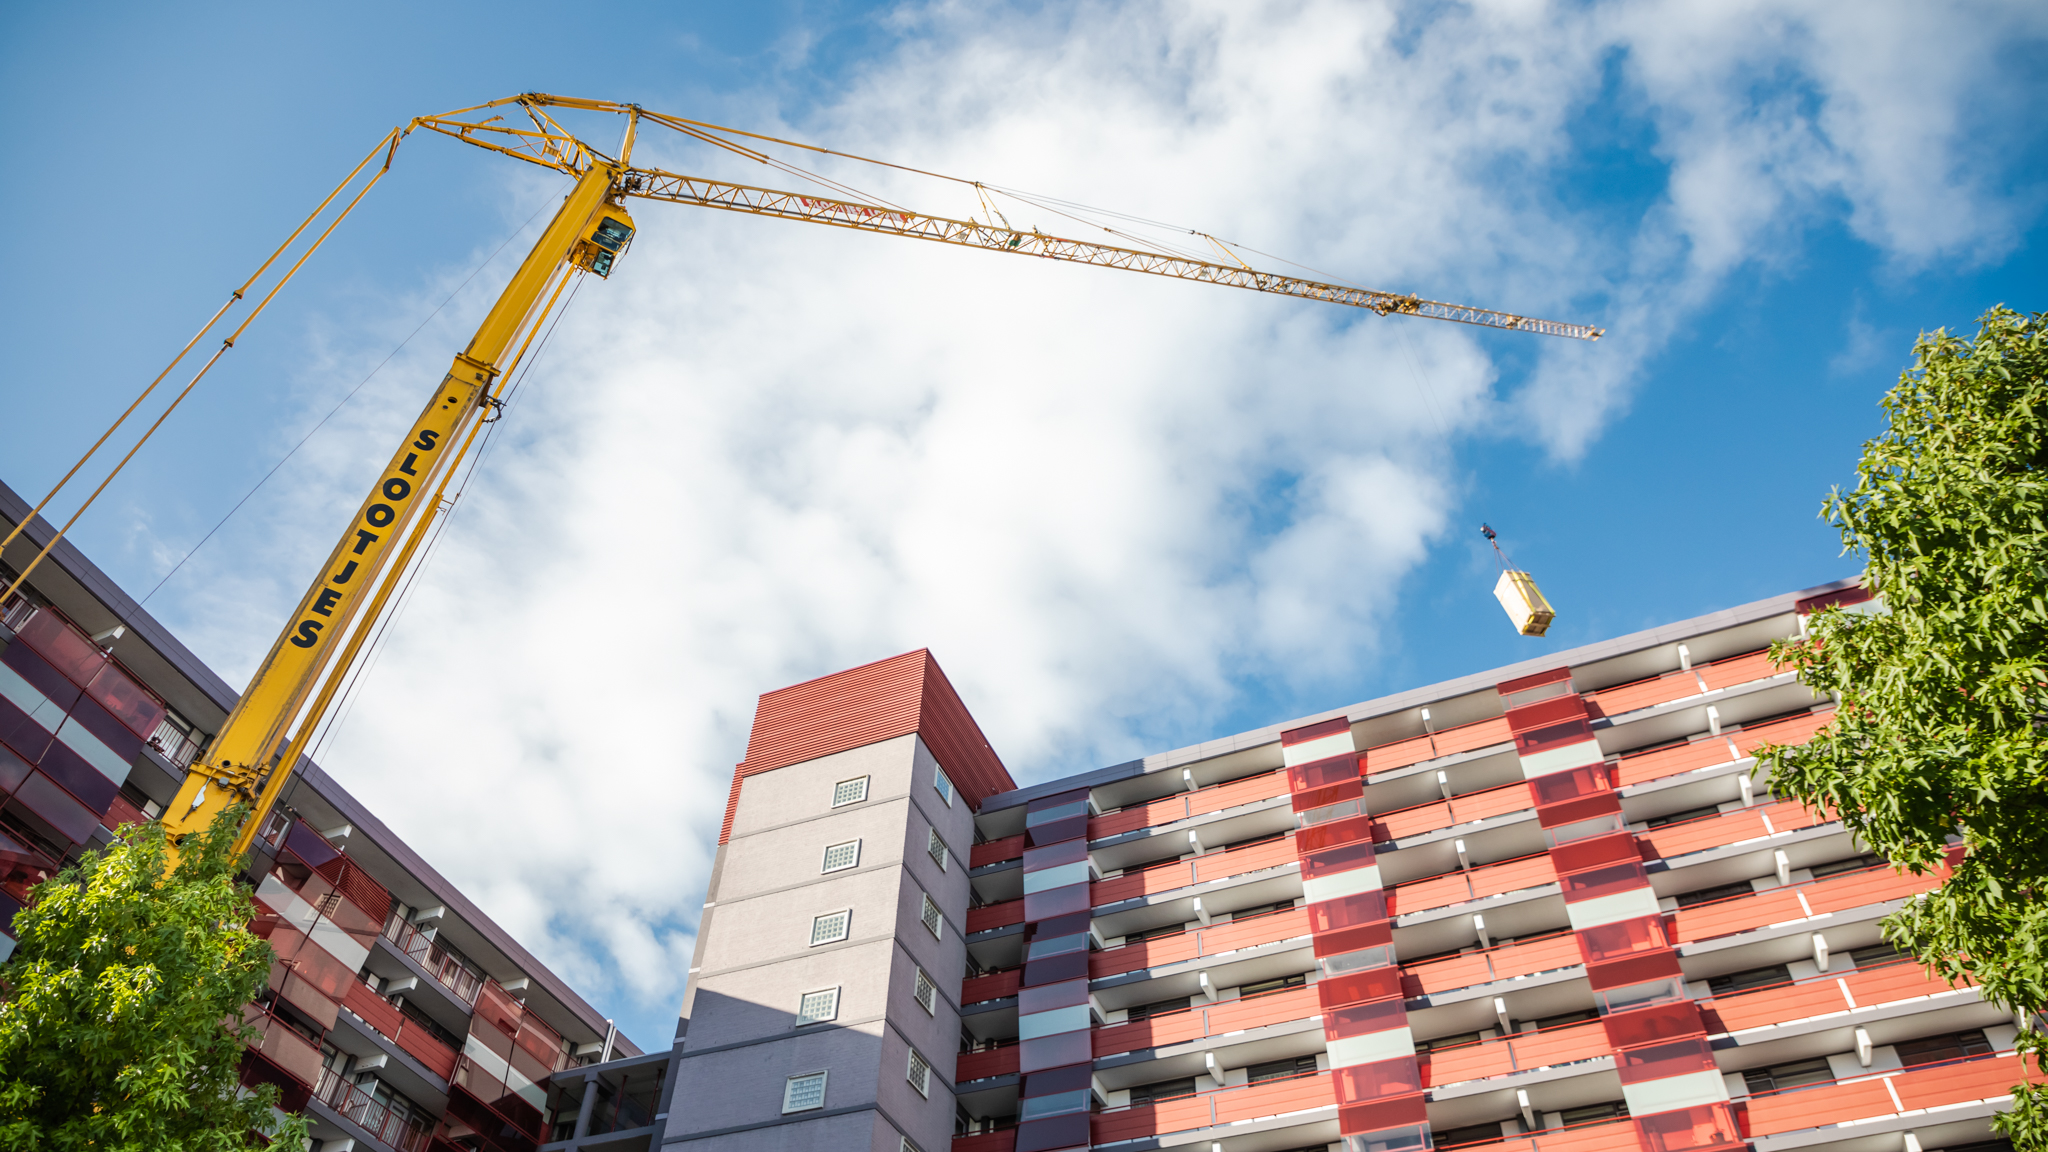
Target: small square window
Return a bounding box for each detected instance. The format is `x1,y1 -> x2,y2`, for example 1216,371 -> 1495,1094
919,894 -> 942,939
783,1071 -> 827,1112
833,776 -> 870,807
913,968 -> 936,1015
796,987 -> 840,1025
810,910 -> 851,946
906,1048 -> 931,1097
927,828 -> 948,872
933,767 -> 955,806
822,839 -> 861,873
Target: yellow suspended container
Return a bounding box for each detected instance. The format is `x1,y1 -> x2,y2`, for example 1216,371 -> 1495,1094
1494,570 -> 1556,637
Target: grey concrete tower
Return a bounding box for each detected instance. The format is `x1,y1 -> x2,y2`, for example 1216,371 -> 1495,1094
662,650 -> 1015,1152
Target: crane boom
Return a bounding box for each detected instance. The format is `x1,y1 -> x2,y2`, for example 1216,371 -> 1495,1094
620,168 -> 1602,340
152,93 -> 1602,861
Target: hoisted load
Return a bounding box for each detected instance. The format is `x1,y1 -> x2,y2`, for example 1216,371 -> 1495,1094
1481,524 -> 1555,637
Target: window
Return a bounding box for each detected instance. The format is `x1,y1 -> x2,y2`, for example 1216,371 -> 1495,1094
1897,1030 -> 1993,1068
1675,881 -> 1755,908
920,894 -> 943,939
1557,1101 -> 1629,1126
928,828 -> 949,871
1645,804 -> 1722,828
822,840 -> 861,873
783,1071 -> 828,1112
1433,1122 -> 1509,1149
1707,964 -> 1791,997
1239,972 -> 1307,998
1811,853 -> 1888,879
833,776 -> 870,807
1528,1009 -> 1599,1030
1742,1056 -> 1833,1095
796,987 -> 840,1025
810,910 -> 851,946
1123,922 -> 1185,945
1248,1054 -> 1319,1084
933,766 -> 955,806
1129,1077 -> 1198,1106
1124,996 -> 1190,1023
1850,941 -> 1906,968
1229,900 -> 1296,921
907,1048 -> 931,1097
913,968 -> 937,1015
1414,1031 -> 1482,1055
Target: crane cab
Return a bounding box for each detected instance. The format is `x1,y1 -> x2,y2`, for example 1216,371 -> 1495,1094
573,204 -> 636,278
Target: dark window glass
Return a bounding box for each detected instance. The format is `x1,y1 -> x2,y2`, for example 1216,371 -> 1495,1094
1811,854 -> 1888,879
1558,1101 -> 1629,1126
1415,1031 -> 1482,1054
1124,997 -> 1191,1023
1129,1077 -> 1199,1106
1124,922 -> 1186,944
1708,964 -> 1791,997
1230,900 -> 1297,920
1528,1009 -> 1598,1031
1645,805 -> 1723,828
1675,881 -> 1755,908
1897,1030 -> 1993,1068
1239,972 -> 1308,998
1435,1122 -> 1508,1148
1849,941 -> 1908,968
1247,1054 -> 1319,1084
1743,1056 -> 1833,1094
1217,831 -> 1286,852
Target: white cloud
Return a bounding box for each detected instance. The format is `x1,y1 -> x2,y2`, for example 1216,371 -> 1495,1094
148,0 -> 2040,1040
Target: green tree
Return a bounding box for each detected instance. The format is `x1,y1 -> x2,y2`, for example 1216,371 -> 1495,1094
1758,305 -> 2048,1145
0,806 -> 308,1150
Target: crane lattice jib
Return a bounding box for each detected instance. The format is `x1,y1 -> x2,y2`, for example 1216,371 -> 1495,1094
622,168 -> 1601,340
407,100 -> 1603,342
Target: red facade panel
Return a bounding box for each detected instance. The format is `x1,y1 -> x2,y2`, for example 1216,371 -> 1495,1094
719,649 -> 1016,842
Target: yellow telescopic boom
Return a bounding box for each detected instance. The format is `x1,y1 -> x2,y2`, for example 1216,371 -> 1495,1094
158,94 -> 1599,858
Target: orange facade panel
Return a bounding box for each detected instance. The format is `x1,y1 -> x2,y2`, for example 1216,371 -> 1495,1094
1744,1053 -> 2030,1137
1091,908 -> 1309,979
967,899 -> 1025,934
1423,1020 -> 1606,1088
1673,864 -> 1944,944
1638,799 -> 1833,860
1367,716 -> 1513,775
970,835 -> 1025,868
1092,1072 -> 1335,1142
1705,960 -> 1968,1034
957,1045 -> 1021,1082
1389,853 -> 1557,917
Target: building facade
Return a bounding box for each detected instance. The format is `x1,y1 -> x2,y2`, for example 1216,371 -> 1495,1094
567,576 -> 2021,1152
1,480 -> 643,1151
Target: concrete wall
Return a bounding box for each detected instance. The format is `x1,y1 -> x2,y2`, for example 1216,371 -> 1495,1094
667,732 -> 974,1151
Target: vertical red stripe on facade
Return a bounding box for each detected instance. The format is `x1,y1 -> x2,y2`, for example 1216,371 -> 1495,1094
718,649 -> 1016,843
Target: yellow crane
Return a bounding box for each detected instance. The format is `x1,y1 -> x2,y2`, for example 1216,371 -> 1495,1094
3,94 -> 1602,856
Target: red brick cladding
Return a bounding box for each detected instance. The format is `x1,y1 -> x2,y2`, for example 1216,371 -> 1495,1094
718,649 -> 1016,843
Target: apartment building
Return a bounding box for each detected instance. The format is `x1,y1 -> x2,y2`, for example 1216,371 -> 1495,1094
564,575 -> 2020,1152
0,480 -> 642,1152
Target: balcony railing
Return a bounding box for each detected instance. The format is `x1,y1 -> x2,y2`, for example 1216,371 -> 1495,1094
1402,930 -> 1582,997
1743,1051 -> 2036,1137
1703,956 -> 1973,1034
1637,798 -> 1833,860
382,913 -> 484,1004
1091,1068 -> 1334,1143
1388,851 -> 1557,917
315,1067 -> 434,1152
1094,982 -> 1318,1058
1671,859 -> 1945,945
1091,906 -> 1309,979
146,716 -> 206,767
1421,1019 -> 1608,1088
1365,715 -> 1514,775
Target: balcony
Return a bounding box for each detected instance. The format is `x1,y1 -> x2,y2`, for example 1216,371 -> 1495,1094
1089,769 -> 1288,840
1671,860 -> 1944,945
1092,906 -> 1310,979
1422,1020 -> 1608,1089
1390,852 -> 1557,918
383,912 -> 485,1004
958,1043 -> 1020,1082
1743,1051 -> 2033,1137
1637,799 -> 1833,861
313,1066 -> 434,1152
341,979 -> 461,1080
1615,709 -> 1835,789
1367,716 -> 1514,776
1376,781 -> 1535,844
1403,931 -> 1582,998
1091,833 -> 1298,907
1095,982 -> 1319,1057
1453,1117 -> 1649,1152
1702,958 -> 1973,1035
1091,1067 -> 1335,1143
1583,648 -> 1782,720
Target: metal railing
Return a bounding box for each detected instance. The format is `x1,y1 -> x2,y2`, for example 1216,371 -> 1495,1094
315,1067 -> 434,1152
381,913 -> 484,1004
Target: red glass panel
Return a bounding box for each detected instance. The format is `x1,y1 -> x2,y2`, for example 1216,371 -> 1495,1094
15,611 -> 105,690
1550,832 -> 1641,875
1531,765 -> 1609,805
1024,839 -> 1087,871
1318,965 -> 1405,1010
1334,1057 -> 1422,1101
1576,915 -> 1668,962
1025,883 -> 1090,921
1297,814 -> 1373,853
1504,694 -> 1588,733
1310,890 -> 1388,931
1559,859 -> 1649,902
1018,1029 -> 1091,1073
1325,995 -> 1407,1039
1302,840 -> 1377,878
1617,1036 -> 1716,1084
1284,717 -> 1352,745
1018,978 -> 1089,1014
1602,1000 -> 1705,1049
1636,1103 -> 1741,1152
1314,920 -> 1393,957
1587,949 -> 1682,991
1536,792 -> 1621,828
1338,1092 -> 1427,1131
84,664 -> 164,740
1516,718 -> 1592,754
1293,779 -> 1362,811
1289,755 -> 1361,792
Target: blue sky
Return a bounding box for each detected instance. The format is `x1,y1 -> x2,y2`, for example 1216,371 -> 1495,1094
3,1 -> 2043,1051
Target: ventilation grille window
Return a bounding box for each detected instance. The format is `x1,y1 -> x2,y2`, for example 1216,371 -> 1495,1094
927,828 -> 948,871
913,968 -> 936,1015
906,1049 -> 931,1097
822,840 -> 861,873
783,1072 -> 827,1113
933,766 -> 955,806
832,776 -> 870,807
796,987 -> 840,1025
919,895 -> 942,939
810,910 -> 851,946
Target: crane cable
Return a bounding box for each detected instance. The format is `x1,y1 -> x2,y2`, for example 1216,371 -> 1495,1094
0,129 -> 402,610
